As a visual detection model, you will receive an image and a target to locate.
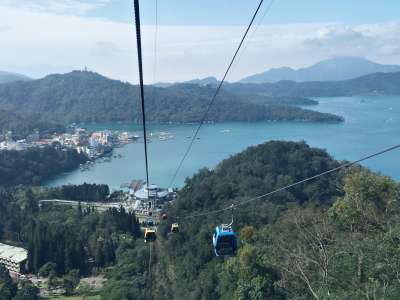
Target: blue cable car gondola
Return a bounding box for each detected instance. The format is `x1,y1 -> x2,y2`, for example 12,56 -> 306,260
213,204 -> 237,256
212,224 -> 237,256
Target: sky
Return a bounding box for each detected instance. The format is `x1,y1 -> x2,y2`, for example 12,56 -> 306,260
1,0 -> 400,83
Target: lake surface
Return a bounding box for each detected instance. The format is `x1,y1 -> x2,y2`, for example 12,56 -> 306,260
46,95 -> 400,189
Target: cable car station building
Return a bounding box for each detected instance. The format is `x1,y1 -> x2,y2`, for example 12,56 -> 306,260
130,184 -> 175,225
132,184 -> 173,204
0,243 -> 28,274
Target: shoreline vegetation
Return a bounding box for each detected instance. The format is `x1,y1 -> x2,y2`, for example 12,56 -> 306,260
0,147 -> 87,186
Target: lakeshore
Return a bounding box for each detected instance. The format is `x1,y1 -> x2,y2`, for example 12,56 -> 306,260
46,95 -> 400,189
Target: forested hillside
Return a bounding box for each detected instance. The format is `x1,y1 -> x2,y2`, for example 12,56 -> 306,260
0,109 -> 64,139
0,70 -> 31,84
0,147 -> 86,186
0,71 -> 342,124
101,141 -> 400,299
0,186 -> 141,276
0,141 -> 398,299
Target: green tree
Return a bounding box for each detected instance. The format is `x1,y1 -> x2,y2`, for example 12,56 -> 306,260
38,262 -> 56,277
13,281 -> 39,300
219,245 -> 284,300
0,265 -> 17,300
330,169 -> 398,231
47,271 -> 58,291
63,269 -> 80,296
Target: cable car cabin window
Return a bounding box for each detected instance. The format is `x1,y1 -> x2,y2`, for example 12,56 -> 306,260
144,230 -> 156,242
171,223 -> 179,233
215,235 -> 237,256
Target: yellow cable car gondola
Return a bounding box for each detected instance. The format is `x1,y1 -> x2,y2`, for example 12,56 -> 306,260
171,223 -> 179,233
144,228 -> 156,243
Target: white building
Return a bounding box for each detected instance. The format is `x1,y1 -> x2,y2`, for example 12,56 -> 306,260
0,243 -> 28,274
88,137 -> 99,148
132,184 -> 173,205
91,131 -> 110,145
119,132 -> 139,143
0,141 -> 26,151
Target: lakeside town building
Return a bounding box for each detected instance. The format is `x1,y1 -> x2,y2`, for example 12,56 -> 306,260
0,125 -> 140,161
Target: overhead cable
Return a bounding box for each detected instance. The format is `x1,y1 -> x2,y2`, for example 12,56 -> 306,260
175,144 -> 400,220
169,0 -> 266,188
133,0 -> 151,198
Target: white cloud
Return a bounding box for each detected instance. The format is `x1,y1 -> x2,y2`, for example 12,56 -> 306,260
0,0 -> 110,15
1,4 -> 400,83
304,22 -> 400,60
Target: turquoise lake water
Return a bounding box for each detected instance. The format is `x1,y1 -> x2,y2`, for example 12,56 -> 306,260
46,95 -> 400,189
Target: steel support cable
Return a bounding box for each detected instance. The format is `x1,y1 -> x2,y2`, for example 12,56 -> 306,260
148,243 -> 152,280
151,0 -> 158,211
133,0 -> 150,199
168,0 -> 265,188
173,144 -> 400,220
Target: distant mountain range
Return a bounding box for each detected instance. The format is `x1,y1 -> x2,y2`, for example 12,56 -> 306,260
0,70 -> 31,84
1,67 -> 399,128
225,71 -> 400,97
0,71 -> 342,124
154,57 -> 400,86
239,57 -> 400,83
155,76 -> 219,88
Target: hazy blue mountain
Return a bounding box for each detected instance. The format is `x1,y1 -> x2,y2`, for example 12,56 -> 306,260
240,57 -> 400,83
154,76 -> 219,87
0,70 -> 31,84
185,76 -> 219,86
226,71 -> 400,97
153,81 -> 173,88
